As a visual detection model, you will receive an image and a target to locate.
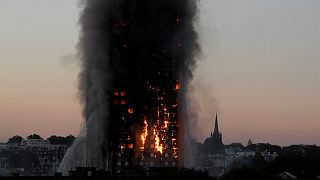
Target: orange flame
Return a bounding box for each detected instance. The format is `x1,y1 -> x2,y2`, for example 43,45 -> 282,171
154,128 -> 163,154
128,108 -> 134,114
164,121 -> 168,129
175,84 -> 180,90
140,118 -> 148,149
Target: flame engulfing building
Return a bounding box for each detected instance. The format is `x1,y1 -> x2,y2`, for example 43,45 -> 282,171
78,0 -> 199,174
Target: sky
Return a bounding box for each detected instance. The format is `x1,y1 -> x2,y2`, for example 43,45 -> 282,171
0,0 -> 319,146
0,0 -> 82,141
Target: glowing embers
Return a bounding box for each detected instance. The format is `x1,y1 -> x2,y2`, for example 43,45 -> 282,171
128,108 -> 134,114
127,143 -> 134,149
164,120 -> 168,129
175,83 -> 180,90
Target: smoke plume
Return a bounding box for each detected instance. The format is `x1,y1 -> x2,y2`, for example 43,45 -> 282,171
61,0 -> 200,171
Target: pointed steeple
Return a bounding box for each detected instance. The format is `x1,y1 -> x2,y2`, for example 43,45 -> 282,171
214,113 -> 219,134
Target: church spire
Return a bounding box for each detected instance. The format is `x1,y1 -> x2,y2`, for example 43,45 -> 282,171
214,113 -> 219,134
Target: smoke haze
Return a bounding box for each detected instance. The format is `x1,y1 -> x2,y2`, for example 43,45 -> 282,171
60,0 -> 200,170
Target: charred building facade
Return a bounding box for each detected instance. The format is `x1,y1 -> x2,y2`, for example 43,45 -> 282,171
79,0 -> 199,174
110,83 -> 180,173
108,1 -> 185,172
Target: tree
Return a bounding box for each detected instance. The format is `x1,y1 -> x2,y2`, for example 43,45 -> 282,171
226,143 -> 244,148
27,134 -> 42,139
47,135 -> 75,147
250,143 -> 282,154
65,135 -> 75,147
7,135 -> 23,144
47,136 -> 65,145
304,145 -> 320,160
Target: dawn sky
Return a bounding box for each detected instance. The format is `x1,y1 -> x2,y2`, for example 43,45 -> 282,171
0,0 -> 319,145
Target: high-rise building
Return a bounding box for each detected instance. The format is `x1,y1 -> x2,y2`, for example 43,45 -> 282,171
82,0 -> 198,174
105,2 -> 184,174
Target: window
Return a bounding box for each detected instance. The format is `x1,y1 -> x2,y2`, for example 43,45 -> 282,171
117,161 -> 121,166
114,100 -> 118,104
125,161 -> 129,166
165,153 -> 169,158
121,100 -> 126,105
127,143 -> 134,149
114,91 -> 119,96
165,162 -> 168,166
121,91 -> 126,96
150,153 -> 154,157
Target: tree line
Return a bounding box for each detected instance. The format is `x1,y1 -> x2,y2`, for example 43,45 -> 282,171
223,143 -> 320,179
6,134 -> 75,147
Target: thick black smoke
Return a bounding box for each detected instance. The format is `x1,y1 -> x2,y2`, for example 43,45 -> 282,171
78,0 -> 199,169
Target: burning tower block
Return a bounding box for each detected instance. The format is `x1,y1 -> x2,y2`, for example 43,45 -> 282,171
80,0 -> 198,174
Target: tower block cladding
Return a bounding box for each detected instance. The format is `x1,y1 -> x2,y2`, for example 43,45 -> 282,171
79,0 -> 199,174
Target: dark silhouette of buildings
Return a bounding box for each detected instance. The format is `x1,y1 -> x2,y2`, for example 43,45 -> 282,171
202,114 -> 224,154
